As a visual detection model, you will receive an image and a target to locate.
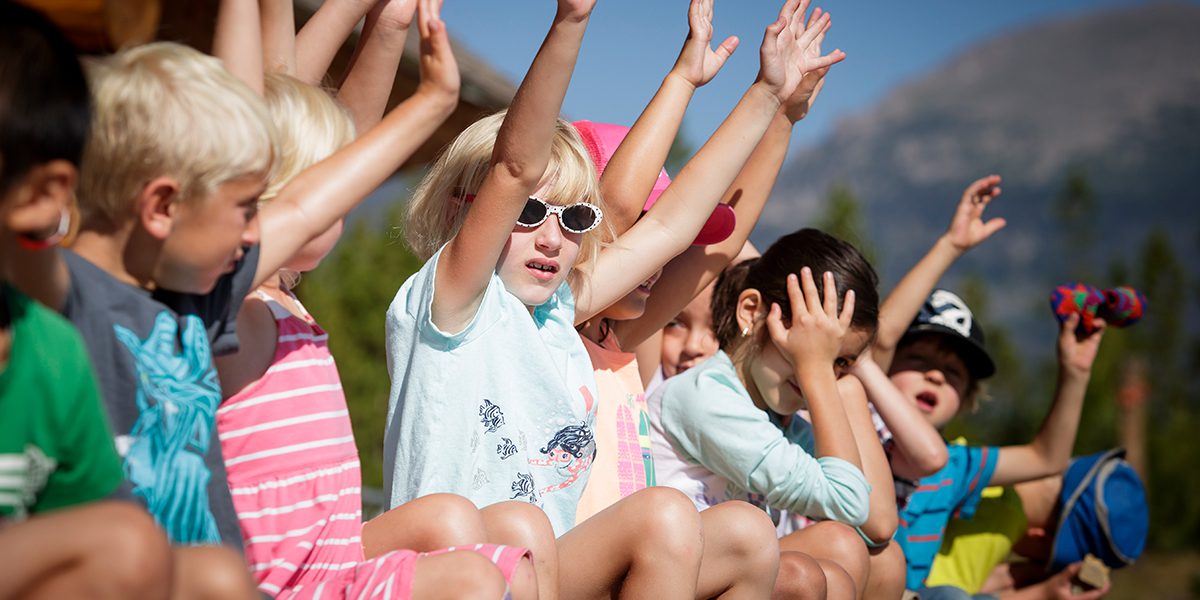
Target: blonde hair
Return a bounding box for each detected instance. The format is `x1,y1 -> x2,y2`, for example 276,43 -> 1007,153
79,42 -> 276,230
404,111 -> 611,284
259,72 -> 355,202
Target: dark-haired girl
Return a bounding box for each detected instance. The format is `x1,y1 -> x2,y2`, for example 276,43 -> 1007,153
649,228 -> 906,599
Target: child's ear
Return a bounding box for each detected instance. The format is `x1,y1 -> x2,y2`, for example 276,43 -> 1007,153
4,160 -> 76,236
137,176 -> 181,241
735,289 -> 765,336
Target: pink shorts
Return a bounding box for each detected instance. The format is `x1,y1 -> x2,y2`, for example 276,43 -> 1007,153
277,544 -> 529,600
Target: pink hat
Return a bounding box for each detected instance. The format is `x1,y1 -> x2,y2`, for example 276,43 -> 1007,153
573,120 -> 735,246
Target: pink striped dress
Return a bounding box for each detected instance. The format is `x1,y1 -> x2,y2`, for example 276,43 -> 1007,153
218,291 -> 525,599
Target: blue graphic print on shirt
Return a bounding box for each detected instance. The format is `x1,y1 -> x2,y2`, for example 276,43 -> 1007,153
114,312 -> 222,544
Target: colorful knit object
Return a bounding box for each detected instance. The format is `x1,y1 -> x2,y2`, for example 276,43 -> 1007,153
1050,283 -> 1147,333
1100,286 -> 1147,328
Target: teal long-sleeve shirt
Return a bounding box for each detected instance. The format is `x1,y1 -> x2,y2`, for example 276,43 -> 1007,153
649,351 -> 870,526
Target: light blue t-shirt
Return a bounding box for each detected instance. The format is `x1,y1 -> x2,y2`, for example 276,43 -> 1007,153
649,351 -> 870,528
383,248 -> 599,536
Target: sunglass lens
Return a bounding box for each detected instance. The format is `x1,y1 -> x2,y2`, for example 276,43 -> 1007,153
517,198 -> 547,227
561,205 -> 598,232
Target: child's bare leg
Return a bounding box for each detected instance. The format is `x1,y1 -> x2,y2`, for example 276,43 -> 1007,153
171,545 -> 258,600
780,522 -> 869,600
481,501 -> 558,600
693,501 -> 780,599
557,487 -> 703,599
411,551 -> 508,600
1,501 -> 171,600
863,542 -> 905,600
363,493 -> 489,557
773,551 -> 828,600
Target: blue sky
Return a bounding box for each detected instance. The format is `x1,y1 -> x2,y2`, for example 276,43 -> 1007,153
441,0 -> 1172,157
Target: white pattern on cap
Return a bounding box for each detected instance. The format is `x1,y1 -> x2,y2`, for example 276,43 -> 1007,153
927,290 -> 974,339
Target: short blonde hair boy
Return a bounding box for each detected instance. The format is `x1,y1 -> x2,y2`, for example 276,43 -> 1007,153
405,111 -> 611,283
259,72 -> 355,202
79,42 -> 276,230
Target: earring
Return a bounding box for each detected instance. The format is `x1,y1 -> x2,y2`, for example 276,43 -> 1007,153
741,326 -> 751,337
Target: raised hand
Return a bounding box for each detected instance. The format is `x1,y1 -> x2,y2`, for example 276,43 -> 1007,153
556,0 -> 596,22
416,0 -> 459,100
671,0 -> 739,89
372,0 -> 418,33
944,175 -> 1007,252
766,267 -> 856,371
780,6 -> 840,123
1058,312 -> 1106,378
757,0 -> 844,103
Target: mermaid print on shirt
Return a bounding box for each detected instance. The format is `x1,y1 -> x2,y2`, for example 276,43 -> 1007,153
114,312 -> 222,544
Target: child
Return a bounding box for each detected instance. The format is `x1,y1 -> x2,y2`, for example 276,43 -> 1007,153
0,5 -> 170,598
650,228 -> 907,599
926,449 -> 1141,599
9,0 -> 458,586
574,4 -> 867,598
213,4 -> 539,596
862,178 -> 1108,595
385,0 -> 836,595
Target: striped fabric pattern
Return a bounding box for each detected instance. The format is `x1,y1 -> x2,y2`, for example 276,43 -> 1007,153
218,291 -> 366,596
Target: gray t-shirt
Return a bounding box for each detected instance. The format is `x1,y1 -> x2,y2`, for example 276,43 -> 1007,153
61,247 -> 259,549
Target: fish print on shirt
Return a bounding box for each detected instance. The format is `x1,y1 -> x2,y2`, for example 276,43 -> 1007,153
479,399 -> 505,433
497,438 -> 518,460
511,472 -> 537,503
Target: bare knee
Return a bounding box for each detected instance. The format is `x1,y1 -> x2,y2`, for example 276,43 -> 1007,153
815,559 -> 856,600
624,487 -> 703,564
365,493 -> 485,555
808,522 -> 869,587
172,545 -> 257,600
704,501 -> 780,576
865,541 -> 907,600
482,501 -> 554,546
100,503 -> 171,599
418,551 -> 507,600
774,551 -> 828,600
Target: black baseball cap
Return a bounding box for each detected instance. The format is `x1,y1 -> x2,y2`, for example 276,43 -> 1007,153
902,289 -> 996,380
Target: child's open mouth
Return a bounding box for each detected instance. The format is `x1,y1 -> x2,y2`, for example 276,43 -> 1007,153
526,260 -> 558,282
915,391 -> 938,413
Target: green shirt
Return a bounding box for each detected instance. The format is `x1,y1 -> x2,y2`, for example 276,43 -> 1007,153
0,285 -> 123,521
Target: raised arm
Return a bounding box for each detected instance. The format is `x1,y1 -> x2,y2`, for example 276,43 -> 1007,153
873,175 -> 1006,370
990,314 -> 1105,486
337,0 -> 416,132
431,0 -> 594,331
259,0 -> 297,75
600,0 -> 739,234
611,8 -> 840,347
212,0 -> 264,94
254,0 -> 459,288
851,350 -> 948,479
575,0 -> 843,323
294,0 -> 375,84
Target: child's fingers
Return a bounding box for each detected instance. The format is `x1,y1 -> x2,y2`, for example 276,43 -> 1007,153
789,0 -> 811,39
821,271 -> 837,317
807,6 -> 822,29
809,49 -> 845,70
787,272 -> 808,321
811,14 -> 830,51
981,217 -> 1007,238
778,0 -> 802,22
799,267 -> 823,316
839,289 -> 856,328
715,35 -> 740,62
797,11 -> 830,48
766,302 -> 789,343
